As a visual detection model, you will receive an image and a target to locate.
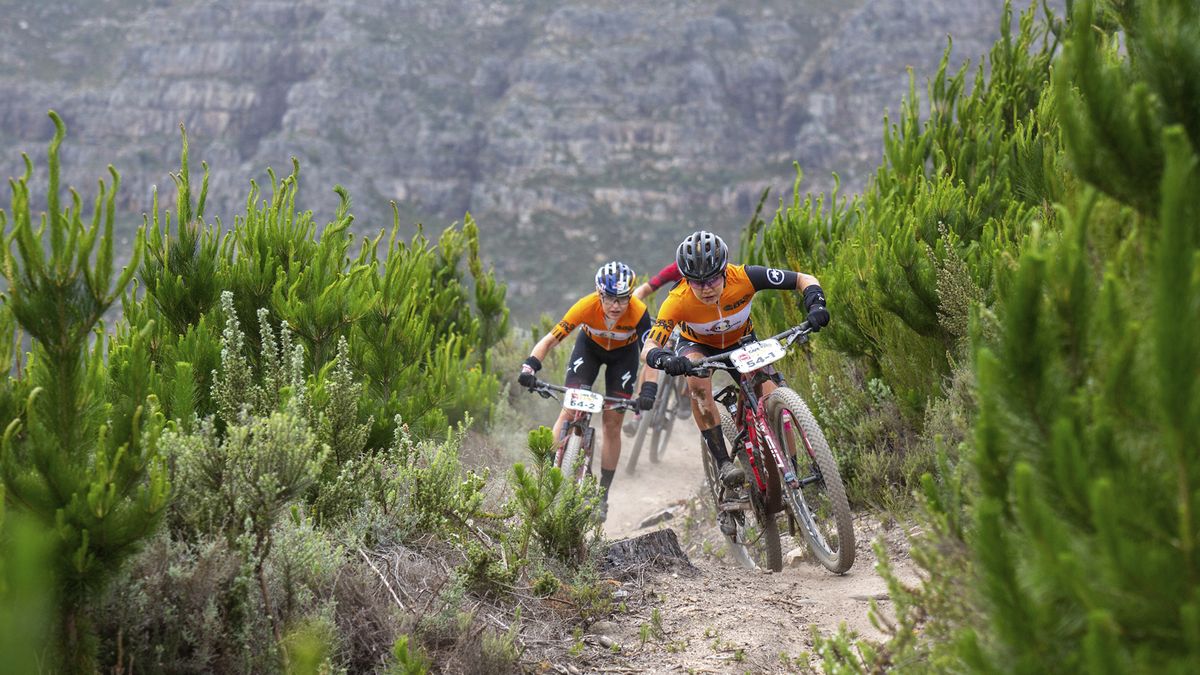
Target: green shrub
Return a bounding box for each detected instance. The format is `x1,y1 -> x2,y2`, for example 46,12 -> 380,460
750,1 -> 1060,419
385,418 -> 489,542
509,427 -> 602,566
819,2 -> 1200,670
0,111 -> 169,671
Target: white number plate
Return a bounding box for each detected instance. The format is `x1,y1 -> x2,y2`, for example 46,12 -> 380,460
729,339 -> 786,373
563,388 -> 605,413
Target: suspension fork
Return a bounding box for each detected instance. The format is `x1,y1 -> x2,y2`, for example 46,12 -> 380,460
556,411 -> 590,458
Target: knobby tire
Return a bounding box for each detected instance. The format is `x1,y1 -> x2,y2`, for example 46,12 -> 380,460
766,388 -> 855,574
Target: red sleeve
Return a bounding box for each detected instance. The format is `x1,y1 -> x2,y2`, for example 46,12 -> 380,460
648,262 -> 682,290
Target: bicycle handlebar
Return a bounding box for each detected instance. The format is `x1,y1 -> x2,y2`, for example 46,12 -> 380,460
685,321 -> 814,377
523,379 -> 642,411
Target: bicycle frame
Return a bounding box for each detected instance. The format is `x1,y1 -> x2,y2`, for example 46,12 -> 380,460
689,326 -> 815,541
696,326 -> 811,492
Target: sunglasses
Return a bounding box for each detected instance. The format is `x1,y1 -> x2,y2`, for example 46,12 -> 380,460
691,275 -> 724,290
599,293 -> 631,305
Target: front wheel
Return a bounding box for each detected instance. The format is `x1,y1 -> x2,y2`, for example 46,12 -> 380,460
766,388 -> 855,574
558,432 -> 586,483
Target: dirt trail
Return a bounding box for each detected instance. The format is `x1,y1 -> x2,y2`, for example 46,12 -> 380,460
592,424 -> 919,671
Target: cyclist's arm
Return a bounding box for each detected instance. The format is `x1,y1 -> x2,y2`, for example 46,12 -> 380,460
745,264 -> 823,290
640,318 -> 676,371
528,331 -> 564,363
634,262 -> 683,301
744,266 -> 827,321
529,297 -> 589,363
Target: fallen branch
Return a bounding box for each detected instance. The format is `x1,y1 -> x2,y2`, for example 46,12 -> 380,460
358,547 -> 408,611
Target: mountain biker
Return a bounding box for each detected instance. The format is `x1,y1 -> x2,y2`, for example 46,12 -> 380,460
518,261 -> 658,522
639,231 -> 830,488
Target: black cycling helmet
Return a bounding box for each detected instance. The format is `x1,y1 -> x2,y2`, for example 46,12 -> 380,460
675,230 -> 728,282
595,261 -> 636,298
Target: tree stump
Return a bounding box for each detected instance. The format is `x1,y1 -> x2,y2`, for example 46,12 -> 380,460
601,528 -> 695,579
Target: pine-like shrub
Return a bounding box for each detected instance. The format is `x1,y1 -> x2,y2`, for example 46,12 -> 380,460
817,2 -> 1200,670
0,112 -> 170,671
751,1 -> 1061,418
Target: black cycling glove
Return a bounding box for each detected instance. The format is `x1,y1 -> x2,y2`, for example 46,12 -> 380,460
518,355 -> 541,388
647,347 -> 691,376
636,381 -> 658,411
803,284 -> 830,330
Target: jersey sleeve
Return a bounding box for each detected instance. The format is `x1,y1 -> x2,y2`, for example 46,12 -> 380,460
550,296 -> 592,341
645,295 -> 679,346
745,265 -> 799,291
648,262 -> 683,291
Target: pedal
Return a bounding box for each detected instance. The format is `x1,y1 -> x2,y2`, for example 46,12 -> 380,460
716,494 -> 751,512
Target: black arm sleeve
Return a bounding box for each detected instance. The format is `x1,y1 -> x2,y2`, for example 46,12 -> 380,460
745,265 -> 799,291
635,309 -> 653,351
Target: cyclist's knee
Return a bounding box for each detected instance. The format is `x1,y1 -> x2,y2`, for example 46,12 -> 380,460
687,376 -> 712,395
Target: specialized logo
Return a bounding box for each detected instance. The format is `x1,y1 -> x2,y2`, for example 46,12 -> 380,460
767,268 -> 786,286
570,357 -> 584,373
621,371 -> 632,389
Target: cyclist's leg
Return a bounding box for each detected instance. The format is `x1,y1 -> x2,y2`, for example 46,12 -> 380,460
677,338 -> 744,486
556,333 -> 602,443
599,343 -> 638,468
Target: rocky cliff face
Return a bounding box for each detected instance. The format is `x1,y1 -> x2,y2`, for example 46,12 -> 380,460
0,0 -> 1009,317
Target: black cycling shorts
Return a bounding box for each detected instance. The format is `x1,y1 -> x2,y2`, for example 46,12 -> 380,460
563,332 -> 639,401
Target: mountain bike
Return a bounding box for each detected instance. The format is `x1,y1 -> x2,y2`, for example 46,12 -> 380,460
625,333 -> 692,474
689,322 -> 855,574
524,379 -> 641,482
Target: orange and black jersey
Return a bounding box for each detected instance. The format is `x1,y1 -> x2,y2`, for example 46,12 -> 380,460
646,264 -> 798,349
551,292 -> 652,351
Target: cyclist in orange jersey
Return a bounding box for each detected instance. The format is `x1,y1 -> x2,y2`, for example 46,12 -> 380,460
640,231 -> 830,487
518,261 -> 657,522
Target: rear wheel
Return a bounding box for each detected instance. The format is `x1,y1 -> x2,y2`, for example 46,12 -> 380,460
648,381 -> 675,463
626,370 -> 667,474
704,407 -> 782,571
766,388 -> 855,574
700,435 -> 757,571
759,502 -> 783,572
722,408 -> 784,572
